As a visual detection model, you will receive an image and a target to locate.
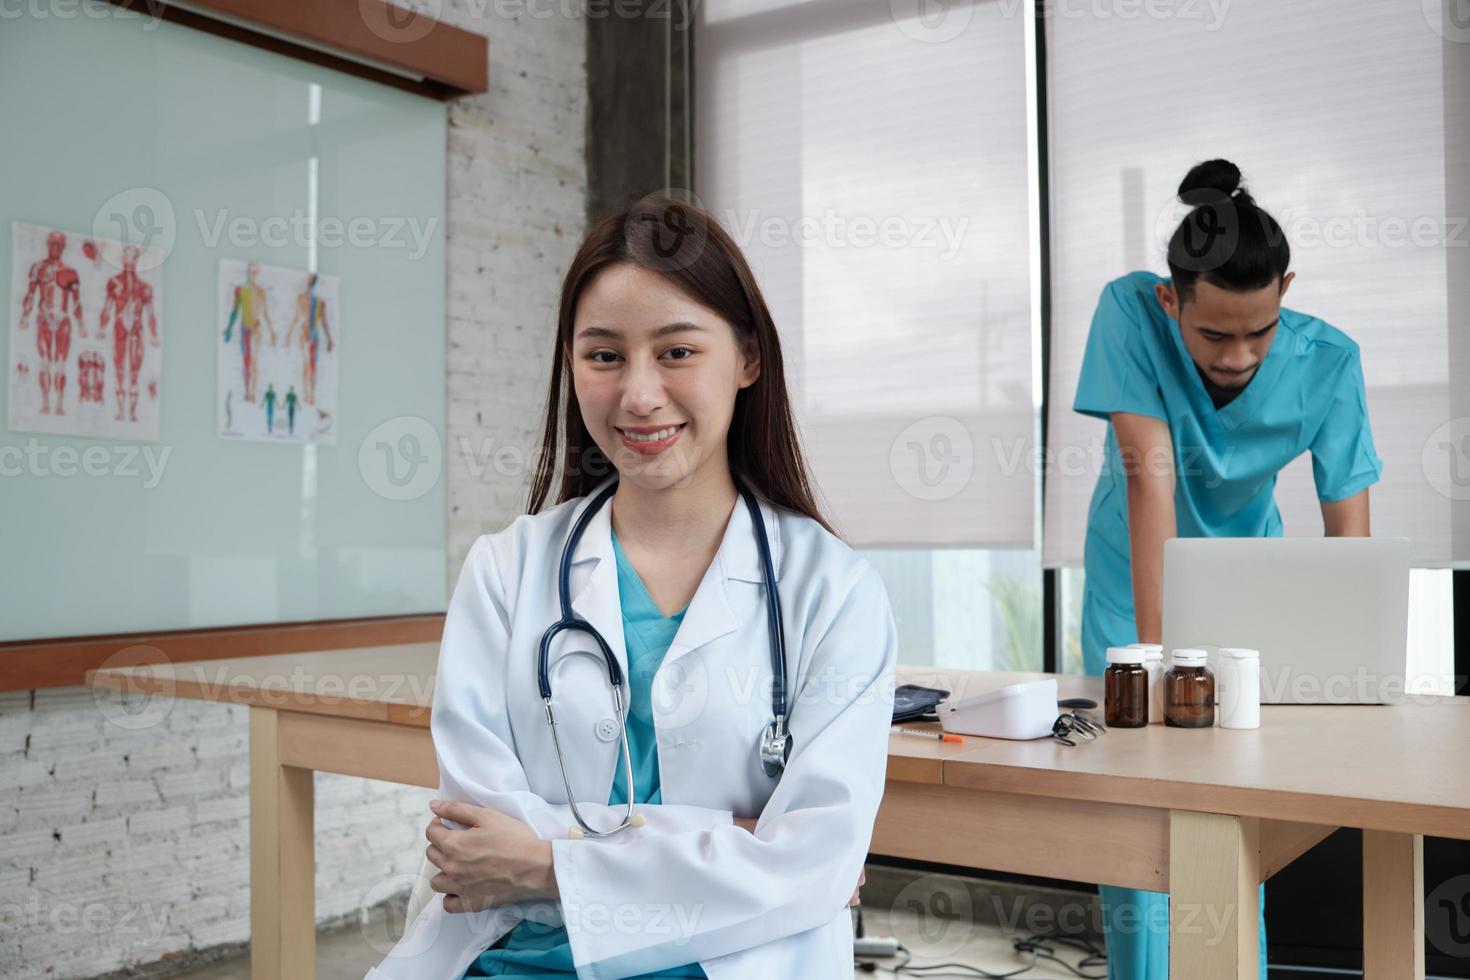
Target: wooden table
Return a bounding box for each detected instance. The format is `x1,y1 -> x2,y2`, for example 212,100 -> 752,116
88,649 -> 1470,980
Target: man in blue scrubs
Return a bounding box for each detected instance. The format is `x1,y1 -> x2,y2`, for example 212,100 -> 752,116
1073,159 -> 1382,979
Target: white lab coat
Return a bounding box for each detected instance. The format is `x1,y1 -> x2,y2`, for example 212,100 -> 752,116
364,474 -> 898,980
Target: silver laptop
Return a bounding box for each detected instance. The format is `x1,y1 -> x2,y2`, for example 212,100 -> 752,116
1162,538 -> 1411,705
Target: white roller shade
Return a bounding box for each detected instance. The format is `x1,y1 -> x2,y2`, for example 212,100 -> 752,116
695,0 -> 1037,548
1042,0 -> 1470,567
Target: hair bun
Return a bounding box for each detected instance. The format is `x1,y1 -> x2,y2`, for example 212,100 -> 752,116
1179,159 -> 1253,206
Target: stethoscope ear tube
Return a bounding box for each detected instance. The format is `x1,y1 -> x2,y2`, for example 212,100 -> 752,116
739,474 -> 789,730
538,480 -> 624,701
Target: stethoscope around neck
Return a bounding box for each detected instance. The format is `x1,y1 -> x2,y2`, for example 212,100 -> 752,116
537,475 -> 791,839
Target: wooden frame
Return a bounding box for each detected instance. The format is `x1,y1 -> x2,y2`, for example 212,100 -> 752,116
107,0 -> 488,100
2,614 -> 443,692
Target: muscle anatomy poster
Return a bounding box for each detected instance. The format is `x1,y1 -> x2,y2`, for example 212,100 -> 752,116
8,221 -> 165,441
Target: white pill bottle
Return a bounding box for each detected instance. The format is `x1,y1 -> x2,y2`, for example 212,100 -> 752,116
1217,647 -> 1261,730
1130,643 -> 1166,725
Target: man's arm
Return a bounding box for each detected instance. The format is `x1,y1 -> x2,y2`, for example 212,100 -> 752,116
1113,411 -> 1176,645
1322,488 -> 1370,537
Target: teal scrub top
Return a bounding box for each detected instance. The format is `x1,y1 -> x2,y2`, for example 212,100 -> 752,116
1074,270 -> 1383,674
461,529 -> 706,979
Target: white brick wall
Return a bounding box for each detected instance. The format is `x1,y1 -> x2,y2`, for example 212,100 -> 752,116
0,3 -> 587,975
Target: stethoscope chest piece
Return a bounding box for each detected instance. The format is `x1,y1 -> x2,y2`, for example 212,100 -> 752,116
759,718 -> 792,778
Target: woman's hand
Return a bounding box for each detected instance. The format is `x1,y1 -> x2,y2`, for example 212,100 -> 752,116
425,799 -> 559,914
732,816 -> 865,906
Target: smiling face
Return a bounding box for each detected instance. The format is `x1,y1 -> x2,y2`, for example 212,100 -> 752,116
1156,272 -> 1294,391
569,263 -> 760,492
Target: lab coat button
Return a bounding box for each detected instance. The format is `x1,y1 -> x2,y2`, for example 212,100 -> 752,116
595,718 -> 619,742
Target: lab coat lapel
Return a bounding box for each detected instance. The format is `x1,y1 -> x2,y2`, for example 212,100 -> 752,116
663,488 -> 781,670
563,480 -> 783,674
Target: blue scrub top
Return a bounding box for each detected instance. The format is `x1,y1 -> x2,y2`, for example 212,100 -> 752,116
461,529 -> 706,979
1074,270 -> 1382,674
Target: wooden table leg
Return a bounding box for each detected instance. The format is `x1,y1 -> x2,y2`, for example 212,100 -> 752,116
1169,810 -> 1260,980
1363,830 -> 1425,980
250,707 -> 316,980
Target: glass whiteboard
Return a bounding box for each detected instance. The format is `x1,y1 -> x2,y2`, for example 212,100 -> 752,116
1,13 -> 448,641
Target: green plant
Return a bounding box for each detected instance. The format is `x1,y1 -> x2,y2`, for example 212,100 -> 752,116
986,576 -> 1041,672
1061,568 -> 1086,675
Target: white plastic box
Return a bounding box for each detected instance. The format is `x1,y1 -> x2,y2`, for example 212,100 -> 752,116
937,678 -> 1059,740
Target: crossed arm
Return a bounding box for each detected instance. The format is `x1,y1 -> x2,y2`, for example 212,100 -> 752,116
422,807 -> 863,914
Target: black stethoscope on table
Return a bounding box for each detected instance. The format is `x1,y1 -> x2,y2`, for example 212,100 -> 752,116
537,476 -> 791,839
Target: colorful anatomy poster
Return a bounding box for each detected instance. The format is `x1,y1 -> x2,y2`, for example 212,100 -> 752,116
8,221 -> 165,441
217,259 -> 338,444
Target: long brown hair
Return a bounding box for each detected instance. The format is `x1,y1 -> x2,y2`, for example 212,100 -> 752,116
526,192 -> 835,538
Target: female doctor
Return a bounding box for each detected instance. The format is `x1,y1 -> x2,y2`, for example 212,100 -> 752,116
1074,159 -> 1382,980
366,194 -> 898,980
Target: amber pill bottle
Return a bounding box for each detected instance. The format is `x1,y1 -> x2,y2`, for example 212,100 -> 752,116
1104,646 -> 1148,728
1164,648 -> 1215,728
